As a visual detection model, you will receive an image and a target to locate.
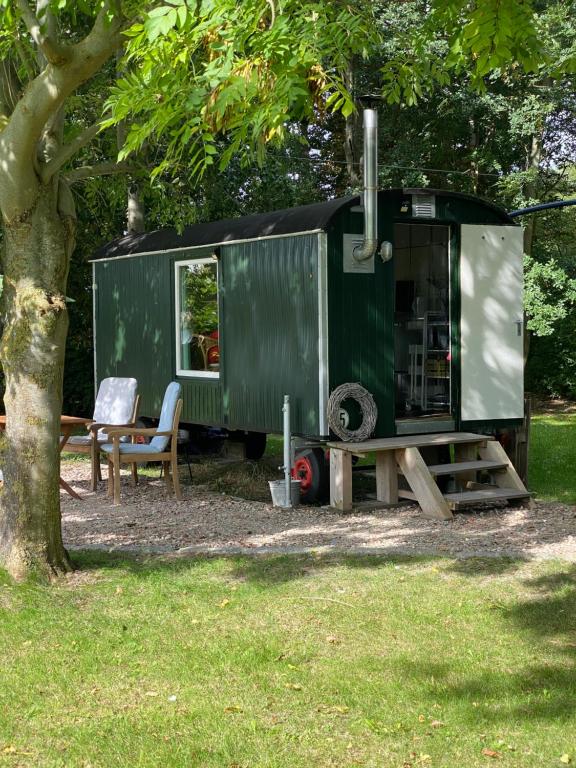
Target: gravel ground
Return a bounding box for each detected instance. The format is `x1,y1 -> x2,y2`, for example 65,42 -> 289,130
60,460 -> 576,561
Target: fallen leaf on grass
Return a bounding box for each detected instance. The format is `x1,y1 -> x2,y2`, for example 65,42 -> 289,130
144,691 -> 159,697
219,599 -> 230,608
482,748 -> 501,759
326,635 -> 341,645
561,755 -> 572,764
430,720 -> 445,728
316,705 -> 349,715
2,745 -> 33,756
285,683 -> 302,690
224,706 -> 243,714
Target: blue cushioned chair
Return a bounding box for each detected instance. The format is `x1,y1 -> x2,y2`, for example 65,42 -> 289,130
101,382 -> 183,505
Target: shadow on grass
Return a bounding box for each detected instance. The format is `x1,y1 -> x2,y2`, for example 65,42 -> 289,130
505,565 -> 576,645
399,563 -> 576,723
39,550 -> 576,724
70,548 -> 435,585
445,556 -> 525,578
72,547 -> 531,586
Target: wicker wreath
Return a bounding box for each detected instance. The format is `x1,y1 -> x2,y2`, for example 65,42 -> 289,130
327,382 -> 378,442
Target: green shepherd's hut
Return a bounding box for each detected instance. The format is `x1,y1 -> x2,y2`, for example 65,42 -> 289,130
92,112 -> 525,504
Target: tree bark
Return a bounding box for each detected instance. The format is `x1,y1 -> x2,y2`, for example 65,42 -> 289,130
343,63 -> 361,190
127,183 -> 145,234
0,3 -> 123,581
0,183 -> 74,580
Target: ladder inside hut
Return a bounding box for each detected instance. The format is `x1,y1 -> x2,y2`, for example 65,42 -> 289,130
327,432 -> 531,519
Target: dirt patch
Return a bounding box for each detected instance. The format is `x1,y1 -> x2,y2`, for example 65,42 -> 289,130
531,398 -> 576,415
61,460 -> 576,562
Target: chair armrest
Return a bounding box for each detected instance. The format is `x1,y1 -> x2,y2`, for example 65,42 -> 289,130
88,421 -> 136,434
103,427 -> 173,439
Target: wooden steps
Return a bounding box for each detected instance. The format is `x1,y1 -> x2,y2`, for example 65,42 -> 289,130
328,432 -> 531,520
443,487 -> 531,509
423,459 -> 507,476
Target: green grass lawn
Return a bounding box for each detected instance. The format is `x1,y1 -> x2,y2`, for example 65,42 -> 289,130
529,413 -> 576,503
1,552 -> 575,767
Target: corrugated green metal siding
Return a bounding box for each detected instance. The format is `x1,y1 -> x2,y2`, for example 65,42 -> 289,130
94,255 -> 173,417
179,379 -> 224,425
327,208 -> 396,438
220,235 -> 320,436
95,254 -> 225,423
94,237 -> 319,434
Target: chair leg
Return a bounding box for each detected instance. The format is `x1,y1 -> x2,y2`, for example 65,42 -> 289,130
163,461 -> 173,494
113,455 -> 121,506
90,442 -> 99,492
131,462 -> 138,486
172,454 -> 182,500
97,460 -> 102,482
107,459 -> 114,498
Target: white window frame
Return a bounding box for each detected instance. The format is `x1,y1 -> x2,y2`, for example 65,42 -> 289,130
175,256 -> 220,379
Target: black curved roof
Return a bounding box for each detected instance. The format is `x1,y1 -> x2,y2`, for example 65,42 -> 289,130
92,196 -> 355,261
92,188 -> 512,261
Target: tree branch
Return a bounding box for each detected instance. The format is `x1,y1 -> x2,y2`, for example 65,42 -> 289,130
65,161 -> 140,183
0,3 -> 125,220
40,122 -> 103,183
16,0 -> 71,66
13,36 -> 37,81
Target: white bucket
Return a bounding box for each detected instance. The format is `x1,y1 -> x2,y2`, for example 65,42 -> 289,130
269,479 -> 301,507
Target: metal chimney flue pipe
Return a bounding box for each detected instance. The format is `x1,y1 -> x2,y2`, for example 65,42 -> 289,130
353,108 -> 379,262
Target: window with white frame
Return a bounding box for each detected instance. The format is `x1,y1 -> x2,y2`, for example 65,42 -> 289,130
175,258 -> 219,377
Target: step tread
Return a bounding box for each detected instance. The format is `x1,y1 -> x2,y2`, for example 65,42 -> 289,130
444,487 -> 530,509
327,432 -> 490,454
426,459 -> 507,476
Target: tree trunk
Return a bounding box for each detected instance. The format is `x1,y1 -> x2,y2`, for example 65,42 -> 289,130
343,63 -> 361,190
0,184 -> 74,580
127,182 -> 145,234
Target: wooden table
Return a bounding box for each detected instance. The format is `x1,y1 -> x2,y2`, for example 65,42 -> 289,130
0,415 -> 92,500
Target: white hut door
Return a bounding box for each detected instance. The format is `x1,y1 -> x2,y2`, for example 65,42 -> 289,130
460,224 -> 524,422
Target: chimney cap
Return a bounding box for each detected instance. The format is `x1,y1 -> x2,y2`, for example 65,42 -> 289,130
358,93 -> 383,108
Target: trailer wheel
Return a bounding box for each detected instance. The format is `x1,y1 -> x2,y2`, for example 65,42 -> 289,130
292,447 -> 328,504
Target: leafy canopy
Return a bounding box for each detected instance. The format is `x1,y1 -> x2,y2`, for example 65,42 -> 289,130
104,0 -> 378,178
381,0 -> 545,105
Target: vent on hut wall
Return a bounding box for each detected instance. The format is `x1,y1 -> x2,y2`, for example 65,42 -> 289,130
412,194 -> 436,218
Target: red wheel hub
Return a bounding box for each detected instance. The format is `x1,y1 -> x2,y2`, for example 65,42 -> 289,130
292,456 -> 313,492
